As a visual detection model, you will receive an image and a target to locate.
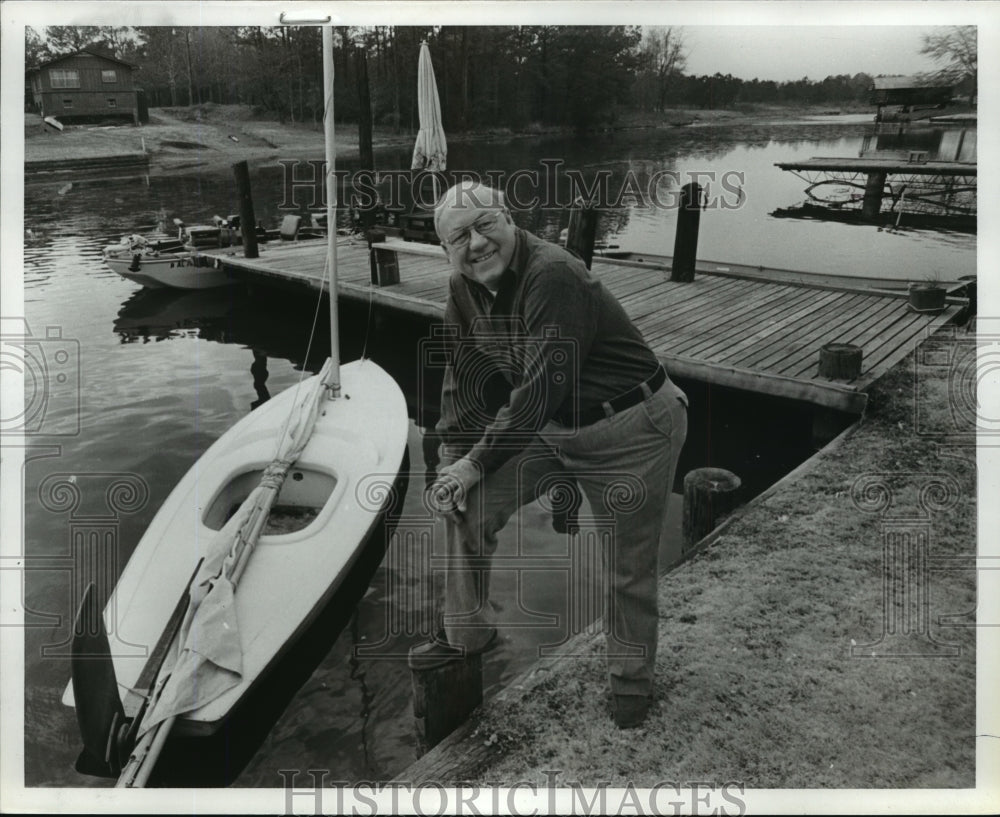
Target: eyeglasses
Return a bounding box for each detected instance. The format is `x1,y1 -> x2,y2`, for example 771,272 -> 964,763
443,210 -> 506,249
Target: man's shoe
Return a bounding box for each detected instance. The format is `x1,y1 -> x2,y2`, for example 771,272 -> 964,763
407,628 -> 499,671
613,694 -> 651,729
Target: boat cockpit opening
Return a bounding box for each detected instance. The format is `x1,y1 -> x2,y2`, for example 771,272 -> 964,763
202,467 -> 338,535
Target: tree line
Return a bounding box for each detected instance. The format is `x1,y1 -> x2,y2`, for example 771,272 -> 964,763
25,25 -> 976,131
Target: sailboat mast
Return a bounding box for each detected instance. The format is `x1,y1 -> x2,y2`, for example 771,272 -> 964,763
322,26 -> 341,398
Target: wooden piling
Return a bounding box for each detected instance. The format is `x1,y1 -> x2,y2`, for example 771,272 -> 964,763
959,275 -> 976,323
367,229 -> 400,286
411,655 -> 483,755
682,468 -> 741,552
232,160 -> 259,259
354,46 -> 376,231
818,342 -> 863,380
566,200 -> 599,269
671,182 -> 701,282
861,172 -> 887,221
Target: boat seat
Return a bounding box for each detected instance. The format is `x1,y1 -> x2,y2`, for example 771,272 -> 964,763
280,214 -> 302,241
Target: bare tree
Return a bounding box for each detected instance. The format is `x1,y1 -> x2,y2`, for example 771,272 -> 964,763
44,26 -> 104,54
139,27 -> 184,106
637,26 -> 687,112
25,26 -> 48,65
101,26 -> 142,61
919,25 -> 977,101
184,29 -> 198,105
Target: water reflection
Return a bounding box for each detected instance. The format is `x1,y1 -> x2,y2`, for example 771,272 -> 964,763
250,350 -> 271,410
114,287 -> 239,342
860,124 -> 976,162
772,122 -> 977,237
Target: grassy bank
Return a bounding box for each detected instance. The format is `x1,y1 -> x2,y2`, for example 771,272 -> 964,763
406,326 -> 977,789
24,102 -> 874,175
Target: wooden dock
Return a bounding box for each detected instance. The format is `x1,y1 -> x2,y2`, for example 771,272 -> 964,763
201,238 -> 965,414
775,155 -> 977,220
775,157 -> 976,177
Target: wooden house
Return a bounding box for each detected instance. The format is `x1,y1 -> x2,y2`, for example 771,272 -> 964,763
28,50 -> 139,124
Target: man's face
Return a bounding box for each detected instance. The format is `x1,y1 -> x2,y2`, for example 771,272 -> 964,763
438,203 -> 517,289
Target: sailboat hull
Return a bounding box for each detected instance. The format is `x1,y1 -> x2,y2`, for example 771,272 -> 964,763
62,359 -> 409,735
103,251 -> 235,290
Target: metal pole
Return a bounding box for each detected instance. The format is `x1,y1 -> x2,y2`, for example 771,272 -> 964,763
323,26 -> 341,397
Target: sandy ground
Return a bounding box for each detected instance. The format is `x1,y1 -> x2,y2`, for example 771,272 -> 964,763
414,324 -> 977,790
24,104 -> 414,173
23,102 -> 872,175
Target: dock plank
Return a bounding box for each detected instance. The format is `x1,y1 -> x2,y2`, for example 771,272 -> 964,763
628,276 -> 763,325
852,306 -> 963,389
772,296 -> 906,378
638,278 -> 794,347
775,157 -> 977,177
634,277 -> 766,327
718,291 -> 871,369
741,293 -> 893,375
804,308 -> 921,377
675,286 -> 825,359
663,284 -> 822,358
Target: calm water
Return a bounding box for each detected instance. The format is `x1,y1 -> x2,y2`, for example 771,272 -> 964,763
20,121 -> 975,787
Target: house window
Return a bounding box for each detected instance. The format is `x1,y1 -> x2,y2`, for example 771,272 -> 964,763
107,98 -> 117,108
50,69 -> 80,89
102,70 -> 117,83
62,98 -> 74,108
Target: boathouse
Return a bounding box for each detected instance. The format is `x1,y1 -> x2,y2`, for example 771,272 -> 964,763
869,76 -> 952,121
28,49 -> 141,124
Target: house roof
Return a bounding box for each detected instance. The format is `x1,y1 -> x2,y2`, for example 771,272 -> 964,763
872,75 -> 950,92
31,48 -> 134,72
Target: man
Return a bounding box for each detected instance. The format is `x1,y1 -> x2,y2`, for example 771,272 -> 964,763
408,182 -> 688,729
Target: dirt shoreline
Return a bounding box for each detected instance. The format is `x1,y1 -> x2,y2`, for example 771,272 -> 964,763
398,327 -> 977,790
24,103 -> 873,177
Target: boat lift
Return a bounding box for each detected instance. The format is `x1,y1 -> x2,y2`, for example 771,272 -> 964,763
775,157 -> 977,220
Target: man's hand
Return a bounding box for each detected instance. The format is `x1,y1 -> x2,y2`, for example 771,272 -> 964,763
426,456 -> 481,520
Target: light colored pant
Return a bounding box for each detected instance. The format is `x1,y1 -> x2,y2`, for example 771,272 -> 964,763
442,377 -> 688,697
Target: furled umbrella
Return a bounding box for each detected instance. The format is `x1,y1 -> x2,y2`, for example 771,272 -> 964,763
411,40 -> 447,205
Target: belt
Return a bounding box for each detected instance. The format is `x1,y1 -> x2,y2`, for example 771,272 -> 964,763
554,365 -> 667,428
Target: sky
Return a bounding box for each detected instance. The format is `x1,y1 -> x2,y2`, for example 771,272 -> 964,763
680,26 -> 943,82
10,0 -> 976,86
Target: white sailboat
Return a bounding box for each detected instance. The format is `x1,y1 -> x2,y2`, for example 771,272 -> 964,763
63,27 -> 409,787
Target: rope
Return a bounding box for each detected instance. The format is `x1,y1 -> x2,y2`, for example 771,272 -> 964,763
260,459 -> 293,489
361,252 -> 376,362
267,242 -> 329,459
